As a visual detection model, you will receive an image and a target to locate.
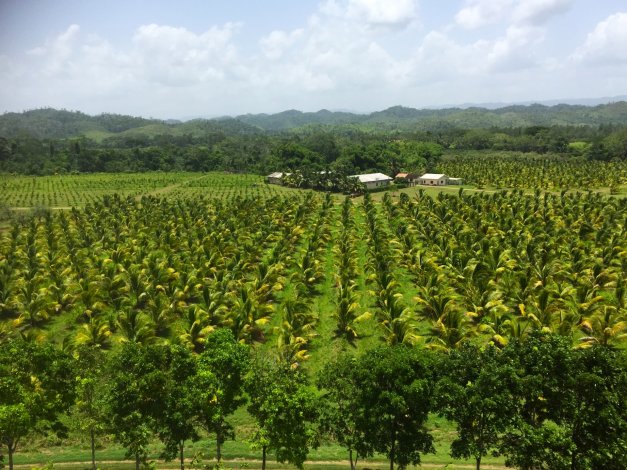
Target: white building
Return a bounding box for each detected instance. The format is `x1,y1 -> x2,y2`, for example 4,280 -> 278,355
266,172 -> 287,185
418,173 -> 449,186
350,173 -> 393,190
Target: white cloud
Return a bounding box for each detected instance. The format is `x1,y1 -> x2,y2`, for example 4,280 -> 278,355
512,0 -> 573,25
321,0 -> 417,29
0,1 -> 624,117
29,24 -> 82,76
346,0 -> 417,27
260,29 -> 304,60
455,0 -> 513,29
572,12 -> 627,65
455,0 -> 572,29
487,24 -> 544,71
132,23 -> 241,86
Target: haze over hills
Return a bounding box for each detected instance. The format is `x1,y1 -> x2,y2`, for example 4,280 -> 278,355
2,100 -> 627,140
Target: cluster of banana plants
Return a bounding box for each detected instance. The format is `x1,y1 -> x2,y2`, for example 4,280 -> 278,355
362,192 -> 420,345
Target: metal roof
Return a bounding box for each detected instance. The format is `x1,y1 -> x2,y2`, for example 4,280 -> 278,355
419,173 -> 447,179
350,173 -> 393,183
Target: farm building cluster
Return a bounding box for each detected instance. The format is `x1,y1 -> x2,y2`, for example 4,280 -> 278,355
266,172 -> 462,189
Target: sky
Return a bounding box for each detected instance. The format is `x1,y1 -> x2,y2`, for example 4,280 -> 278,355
0,0 -> 626,119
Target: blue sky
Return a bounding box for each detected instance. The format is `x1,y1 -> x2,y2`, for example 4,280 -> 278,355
0,0 -> 626,119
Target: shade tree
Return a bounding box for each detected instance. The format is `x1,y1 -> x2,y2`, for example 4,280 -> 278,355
0,340 -> 75,470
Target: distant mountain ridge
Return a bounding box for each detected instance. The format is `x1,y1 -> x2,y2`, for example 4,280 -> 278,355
2,100 -> 627,139
235,102 -> 627,131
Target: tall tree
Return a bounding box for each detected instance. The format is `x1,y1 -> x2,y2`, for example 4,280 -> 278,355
0,340 -> 75,470
436,343 -> 515,470
498,333 -> 576,470
70,346 -> 109,470
245,354 -> 319,470
317,355 -> 363,470
565,346 -> 627,469
193,329 -> 249,462
353,346 -> 435,470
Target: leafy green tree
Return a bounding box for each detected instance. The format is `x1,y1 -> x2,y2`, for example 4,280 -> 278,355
565,346 -> 627,469
193,329 -> 249,462
436,344 -> 515,470
245,355 -> 319,470
0,340 -> 75,470
498,333 -> 576,470
107,343 -> 198,470
106,343 -> 153,470
153,346 -> 198,470
70,347 -> 109,470
317,355 -> 362,470
353,346 -> 435,470
105,343 -> 160,470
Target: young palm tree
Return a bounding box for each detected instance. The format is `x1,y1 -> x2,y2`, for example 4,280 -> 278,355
229,286 -> 273,343
115,309 -> 156,345
73,313 -> 112,350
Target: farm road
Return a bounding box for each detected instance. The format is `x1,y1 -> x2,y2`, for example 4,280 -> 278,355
13,459 -> 510,469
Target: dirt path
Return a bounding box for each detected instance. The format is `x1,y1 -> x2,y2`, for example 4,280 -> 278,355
6,206 -> 74,211
14,459 -> 509,469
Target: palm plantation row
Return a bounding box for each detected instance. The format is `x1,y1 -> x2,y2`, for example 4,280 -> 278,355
1,187 -> 626,354
439,152 -> 627,191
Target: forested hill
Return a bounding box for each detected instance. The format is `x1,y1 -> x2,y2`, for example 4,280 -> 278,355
236,102 -> 627,130
2,101 -> 627,139
0,108 -> 262,140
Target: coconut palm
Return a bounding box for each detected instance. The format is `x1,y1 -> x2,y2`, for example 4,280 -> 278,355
73,313 -> 112,350
229,286 -> 273,343
578,306 -> 627,349
115,309 -> 156,345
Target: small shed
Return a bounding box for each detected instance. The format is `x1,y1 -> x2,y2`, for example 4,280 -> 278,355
266,172 -> 285,185
418,173 -> 449,186
448,177 -> 463,185
350,173 -> 393,190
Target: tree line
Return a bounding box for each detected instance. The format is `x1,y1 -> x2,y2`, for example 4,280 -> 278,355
1,122 -> 626,176
2,330 -> 626,470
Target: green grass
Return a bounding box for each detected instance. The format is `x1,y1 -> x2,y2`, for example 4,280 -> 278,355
14,413 -> 508,469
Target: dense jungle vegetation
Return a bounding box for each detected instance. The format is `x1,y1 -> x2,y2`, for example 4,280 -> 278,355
1,105 -> 627,176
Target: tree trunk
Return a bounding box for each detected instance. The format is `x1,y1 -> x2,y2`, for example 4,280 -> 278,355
216,432 -> 222,463
90,428 -> 96,470
476,455 -> 481,470
8,442 -> 14,470
180,440 -> 185,470
349,449 -> 356,470
262,445 -> 267,470
135,453 -> 140,470
390,434 -> 395,470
